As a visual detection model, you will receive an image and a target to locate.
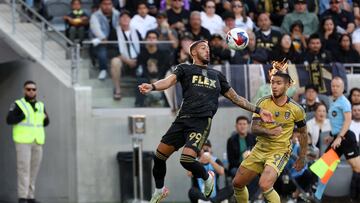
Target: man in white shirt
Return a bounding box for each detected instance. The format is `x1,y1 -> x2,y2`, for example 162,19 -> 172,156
200,0 -> 224,35
130,2 -> 157,38
350,103 -> 360,143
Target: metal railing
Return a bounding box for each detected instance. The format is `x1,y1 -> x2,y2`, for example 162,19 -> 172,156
5,0 -> 80,84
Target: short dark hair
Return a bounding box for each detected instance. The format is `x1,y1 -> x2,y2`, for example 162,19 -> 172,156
305,84 -> 318,92
100,0 -> 111,4
290,20 -> 304,33
119,10 -> 131,18
314,102 -> 328,112
137,0 -> 148,9
307,33 -> 321,45
23,80 -> 36,87
145,30 -> 159,39
71,0 -> 81,4
349,87 -> 360,104
236,116 -> 249,124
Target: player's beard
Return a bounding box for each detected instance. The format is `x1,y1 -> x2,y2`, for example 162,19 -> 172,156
199,55 -> 209,65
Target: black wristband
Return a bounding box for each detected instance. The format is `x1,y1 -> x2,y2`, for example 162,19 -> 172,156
151,83 -> 156,91
255,107 -> 261,114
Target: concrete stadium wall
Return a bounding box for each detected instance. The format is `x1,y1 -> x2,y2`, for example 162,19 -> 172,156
0,60 -> 77,203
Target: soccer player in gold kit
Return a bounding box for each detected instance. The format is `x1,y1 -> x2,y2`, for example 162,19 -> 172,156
232,60 -> 308,203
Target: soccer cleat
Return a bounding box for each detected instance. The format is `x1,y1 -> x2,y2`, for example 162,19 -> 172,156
204,171 -> 215,198
150,187 -> 169,203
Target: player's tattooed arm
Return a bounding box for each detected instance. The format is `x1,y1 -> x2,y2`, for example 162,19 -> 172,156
251,119 -> 281,137
297,125 -> 308,159
224,88 -> 257,112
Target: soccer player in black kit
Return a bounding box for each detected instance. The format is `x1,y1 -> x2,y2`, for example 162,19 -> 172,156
139,40 -> 273,203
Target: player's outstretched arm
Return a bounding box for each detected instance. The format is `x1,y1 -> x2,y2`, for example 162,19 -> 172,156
138,74 -> 177,94
251,119 -> 282,137
224,88 -> 274,122
293,126 -> 308,171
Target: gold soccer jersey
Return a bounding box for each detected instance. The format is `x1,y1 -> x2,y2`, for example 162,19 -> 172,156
241,95 -> 306,175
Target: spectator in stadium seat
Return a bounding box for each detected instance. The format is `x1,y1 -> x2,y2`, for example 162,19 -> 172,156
227,116 -> 256,178
64,0 -> 89,43
255,12 -> 282,52
151,12 -> 178,52
302,33 -> 333,65
222,10 -> 236,34
351,27 -> 360,55
231,0 -> 254,31
307,102 -> 332,153
110,10 -> 142,100
289,20 -> 307,54
135,31 -> 171,107
186,11 -> 211,41
130,1 -> 158,39
90,0 -> 120,80
320,0 -> 355,34
349,87 -> 360,106
166,0 -> 190,33
299,84 -> 330,120
334,34 -> 360,64
270,34 -> 303,64
319,16 -> 340,52
200,0 -> 224,35
256,0 -> 289,27
281,0 -> 319,36
175,31 -> 194,64
209,34 -> 231,65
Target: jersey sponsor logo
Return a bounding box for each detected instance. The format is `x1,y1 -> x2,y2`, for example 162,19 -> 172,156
275,111 -> 280,117
332,111 -> 337,117
192,75 -> 216,89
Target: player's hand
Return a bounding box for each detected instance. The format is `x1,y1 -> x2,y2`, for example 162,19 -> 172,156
138,83 -> 153,94
293,157 -> 305,171
324,135 -> 334,145
259,109 -> 274,123
331,136 -> 342,149
201,152 -> 211,163
268,125 -> 282,136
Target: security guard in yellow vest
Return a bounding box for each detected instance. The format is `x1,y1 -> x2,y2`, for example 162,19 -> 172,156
6,80 -> 49,203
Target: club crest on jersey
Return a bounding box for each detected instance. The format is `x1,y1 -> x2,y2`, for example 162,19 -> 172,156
202,69 -> 208,77
192,75 -> 216,89
284,111 -> 290,120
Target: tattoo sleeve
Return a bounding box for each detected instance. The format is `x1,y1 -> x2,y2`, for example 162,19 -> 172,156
298,125 -> 308,158
224,88 -> 256,112
251,119 -> 270,137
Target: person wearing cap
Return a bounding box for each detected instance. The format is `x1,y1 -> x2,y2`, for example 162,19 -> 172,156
281,0 -> 319,36
110,10 -> 142,100
233,60 -> 308,203
130,1 -> 157,38
320,0 -> 355,34
151,12 -> 178,52
209,34 -> 231,65
299,84 -> 330,120
138,39 -> 273,203
187,140 -> 233,203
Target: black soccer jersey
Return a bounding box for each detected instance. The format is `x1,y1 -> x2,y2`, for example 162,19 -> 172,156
173,63 -> 231,118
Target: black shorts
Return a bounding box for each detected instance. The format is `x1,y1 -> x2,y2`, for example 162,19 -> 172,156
326,130 -> 359,160
161,116 -> 212,153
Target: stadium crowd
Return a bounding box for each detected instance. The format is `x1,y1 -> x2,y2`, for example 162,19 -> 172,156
17,0 -> 360,202
57,0 -> 360,106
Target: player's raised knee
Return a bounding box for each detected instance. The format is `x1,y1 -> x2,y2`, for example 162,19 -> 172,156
232,176 -> 246,188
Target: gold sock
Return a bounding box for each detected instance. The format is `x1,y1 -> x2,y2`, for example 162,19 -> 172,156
263,187 -> 280,203
234,186 -> 248,203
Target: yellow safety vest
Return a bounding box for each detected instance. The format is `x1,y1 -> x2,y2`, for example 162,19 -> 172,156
13,98 -> 46,145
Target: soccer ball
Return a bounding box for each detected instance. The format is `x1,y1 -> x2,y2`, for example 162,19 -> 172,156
226,28 -> 249,50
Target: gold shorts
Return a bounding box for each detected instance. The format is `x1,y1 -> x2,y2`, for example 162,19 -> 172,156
241,144 -> 291,176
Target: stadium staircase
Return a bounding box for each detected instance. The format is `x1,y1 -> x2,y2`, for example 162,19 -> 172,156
0,0 -> 137,108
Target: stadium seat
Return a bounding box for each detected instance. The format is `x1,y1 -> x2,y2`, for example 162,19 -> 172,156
44,0 -> 71,31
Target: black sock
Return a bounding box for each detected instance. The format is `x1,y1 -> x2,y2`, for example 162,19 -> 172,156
180,154 -> 208,180
350,172 -> 360,199
153,150 -> 168,189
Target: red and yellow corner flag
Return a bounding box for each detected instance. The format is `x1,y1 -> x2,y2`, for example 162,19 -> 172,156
310,148 -> 340,184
